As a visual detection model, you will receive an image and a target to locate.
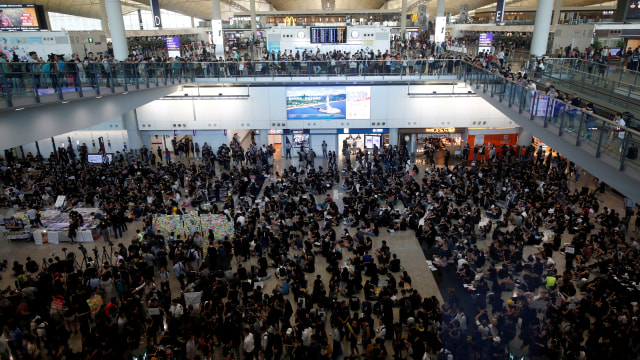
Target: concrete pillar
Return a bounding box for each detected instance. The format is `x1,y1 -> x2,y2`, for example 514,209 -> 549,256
436,0 -> 446,17
211,0 -> 225,58
259,130 -> 268,148
250,0 -> 257,40
123,110 -> 144,152
517,129 -> 532,146
388,128 -> 398,147
552,0 -> 562,28
530,0 -> 554,57
104,0 -> 128,61
191,17 -> 196,28
400,0 -> 407,40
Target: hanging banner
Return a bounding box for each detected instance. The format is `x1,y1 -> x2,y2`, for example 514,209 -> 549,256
434,16 -> 446,42
495,0 -> 506,24
418,5 -> 428,30
150,0 -> 162,27
459,4 -> 469,23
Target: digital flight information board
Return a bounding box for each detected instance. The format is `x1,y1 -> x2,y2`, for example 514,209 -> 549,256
310,27 -> 347,44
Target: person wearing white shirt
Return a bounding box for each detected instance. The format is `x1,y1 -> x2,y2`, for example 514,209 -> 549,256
243,328 -> 255,359
169,299 -> 183,319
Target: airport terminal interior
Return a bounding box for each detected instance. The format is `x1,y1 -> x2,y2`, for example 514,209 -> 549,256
1,0 -> 640,359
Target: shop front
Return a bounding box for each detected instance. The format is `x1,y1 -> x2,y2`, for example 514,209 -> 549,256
400,127 -> 465,160
467,127 -> 519,160
337,128 -> 389,156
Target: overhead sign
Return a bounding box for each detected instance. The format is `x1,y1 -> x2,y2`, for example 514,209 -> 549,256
495,0 -> 506,24
150,0 -> 162,27
479,32 -> 493,53
166,37 -> 180,50
425,127 -> 456,133
284,16 -> 296,26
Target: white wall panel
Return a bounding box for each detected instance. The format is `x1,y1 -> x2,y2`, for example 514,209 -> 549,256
310,134 -> 337,158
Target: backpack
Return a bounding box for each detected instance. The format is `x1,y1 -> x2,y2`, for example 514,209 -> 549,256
115,279 -> 126,294
187,249 -> 196,262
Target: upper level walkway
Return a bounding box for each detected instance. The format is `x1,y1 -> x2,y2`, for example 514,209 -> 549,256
0,59 -> 462,110
458,61 -> 640,204
528,57 -> 640,123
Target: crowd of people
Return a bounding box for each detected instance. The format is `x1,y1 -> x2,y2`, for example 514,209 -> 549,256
0,131 -> 639,360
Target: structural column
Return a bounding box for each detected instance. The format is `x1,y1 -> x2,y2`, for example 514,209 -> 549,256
211,0 -> 225,58
250,0 -> 257,41
530,0 -> 554,57
436,0 -> 446,17
552,0 -> 563,28
517,129 -> 533,146
123,110 -> 144,153
259,130 -> 269,149
400,0 -> 407,39
104,0 -> 128,61
388,128 -> 399,147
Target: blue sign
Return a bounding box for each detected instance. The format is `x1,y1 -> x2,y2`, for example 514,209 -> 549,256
166,37 -> 180,50
495,0 -> 506,24
150,0 -> 162,27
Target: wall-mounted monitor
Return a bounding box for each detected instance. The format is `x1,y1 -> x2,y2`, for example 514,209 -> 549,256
310,27 -> 347,44
364,135 -> 381,149
286,86 -> 371,120
0,4 -> 48,31
87,153 -> 113,164
626,0 -> 640,20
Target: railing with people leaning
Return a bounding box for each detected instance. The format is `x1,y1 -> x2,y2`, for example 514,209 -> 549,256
528,57 -> 640,115
0,58 -> 463,110
459,60 -> 640,173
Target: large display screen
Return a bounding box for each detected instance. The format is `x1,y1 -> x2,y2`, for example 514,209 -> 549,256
626,0 -> 640,20
479,33 -> 493,53
286,86 -> 371,120
310,27 -> 347,44
166,37 -> 180,50
365,135 -> 381,149
0,5 -> 43,31
87,153 -> 113,164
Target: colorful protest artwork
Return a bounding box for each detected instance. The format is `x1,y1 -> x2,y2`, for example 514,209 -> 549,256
153,214 -> 234,243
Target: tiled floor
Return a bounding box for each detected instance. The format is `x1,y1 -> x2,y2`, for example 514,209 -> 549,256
0,152 -> 634,359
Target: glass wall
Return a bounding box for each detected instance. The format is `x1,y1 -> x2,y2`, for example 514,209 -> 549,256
122,9 -> 203,30
49,12 -> 102,31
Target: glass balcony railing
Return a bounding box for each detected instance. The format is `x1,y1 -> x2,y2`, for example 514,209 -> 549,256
0,61 -> 194,110
527,57 -> 640,118
0,59 -> 463,109
459,61 -> 640,173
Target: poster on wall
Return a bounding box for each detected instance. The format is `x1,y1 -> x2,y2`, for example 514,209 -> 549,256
286,86 -> 371,120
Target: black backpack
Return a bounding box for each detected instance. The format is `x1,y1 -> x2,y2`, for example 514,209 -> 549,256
627,145 -> 638,160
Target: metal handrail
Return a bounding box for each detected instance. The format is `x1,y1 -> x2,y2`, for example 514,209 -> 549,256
0,59 -> 464,109
459,60 -> 640,172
